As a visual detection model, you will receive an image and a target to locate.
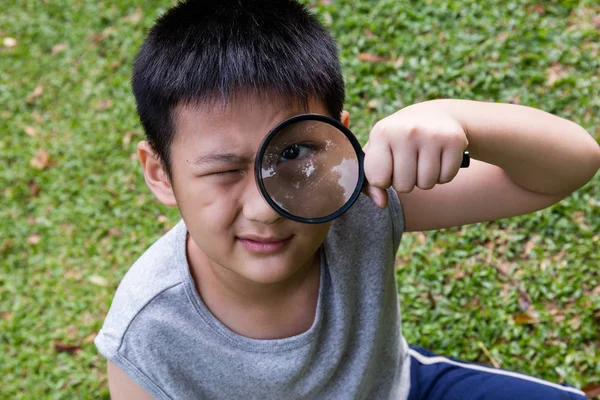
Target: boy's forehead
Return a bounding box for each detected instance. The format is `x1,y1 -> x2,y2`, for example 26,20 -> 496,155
172,95 -> 330,145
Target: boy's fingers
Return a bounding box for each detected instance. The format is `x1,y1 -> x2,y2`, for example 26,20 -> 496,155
438,147 -> 463,184
416,147 -> 442,190
361,184 -> 389,209
391,145 -> 417,193
363,138 -> 393,189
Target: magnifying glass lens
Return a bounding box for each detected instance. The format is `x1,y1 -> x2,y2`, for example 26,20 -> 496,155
260,120 -> 360,220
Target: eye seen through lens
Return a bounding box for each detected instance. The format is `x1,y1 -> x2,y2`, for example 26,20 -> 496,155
260,120 -> 360,220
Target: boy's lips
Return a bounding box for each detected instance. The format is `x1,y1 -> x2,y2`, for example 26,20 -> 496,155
237,234 -> 293,254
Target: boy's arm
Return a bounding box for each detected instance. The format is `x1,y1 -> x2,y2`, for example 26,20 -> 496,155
363,99 -> 600,232
107,361 -> 156,400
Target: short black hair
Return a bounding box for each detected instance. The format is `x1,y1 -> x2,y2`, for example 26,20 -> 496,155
132,0 -> 345,180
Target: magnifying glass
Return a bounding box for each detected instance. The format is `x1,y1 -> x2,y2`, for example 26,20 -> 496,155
255,114 -> 470,224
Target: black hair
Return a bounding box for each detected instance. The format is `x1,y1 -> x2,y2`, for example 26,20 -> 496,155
132,0 -> 345,180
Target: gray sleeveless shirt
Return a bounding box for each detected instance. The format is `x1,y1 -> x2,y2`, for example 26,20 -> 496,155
95,190 -> 410,399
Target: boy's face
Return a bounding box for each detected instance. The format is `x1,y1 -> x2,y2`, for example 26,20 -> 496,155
140,95 -> 347,285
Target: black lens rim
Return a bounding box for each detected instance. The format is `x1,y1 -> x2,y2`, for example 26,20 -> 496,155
255,114 -> 366,224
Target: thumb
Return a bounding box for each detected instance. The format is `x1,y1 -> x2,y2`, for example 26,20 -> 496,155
362,183 -> 389,209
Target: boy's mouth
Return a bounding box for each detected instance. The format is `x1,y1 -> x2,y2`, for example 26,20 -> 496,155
237,235 -> 293,254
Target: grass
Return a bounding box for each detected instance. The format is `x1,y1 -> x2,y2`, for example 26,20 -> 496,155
1,0 -> 599,398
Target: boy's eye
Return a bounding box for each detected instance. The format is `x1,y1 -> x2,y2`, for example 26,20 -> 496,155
210,169 -> 243,176
278,144 -> 316,163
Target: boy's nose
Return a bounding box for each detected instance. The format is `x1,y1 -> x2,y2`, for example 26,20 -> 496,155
241,176 -> 283,225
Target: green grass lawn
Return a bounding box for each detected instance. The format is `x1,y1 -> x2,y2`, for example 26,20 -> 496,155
1,0 -> 599,398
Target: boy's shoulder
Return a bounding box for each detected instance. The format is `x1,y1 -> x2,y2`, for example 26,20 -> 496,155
94,220 -> 188,358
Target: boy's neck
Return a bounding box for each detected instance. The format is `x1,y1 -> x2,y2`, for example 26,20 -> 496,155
186,234 -> 321,340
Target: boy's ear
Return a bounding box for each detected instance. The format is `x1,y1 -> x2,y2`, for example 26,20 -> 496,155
341,110 -> 350,128
137,141 -> 178,207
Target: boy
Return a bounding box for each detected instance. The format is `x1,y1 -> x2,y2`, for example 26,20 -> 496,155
94,0 -> 600,399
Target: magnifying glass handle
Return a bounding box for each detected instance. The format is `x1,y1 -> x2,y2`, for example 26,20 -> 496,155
460,151 -> 470,168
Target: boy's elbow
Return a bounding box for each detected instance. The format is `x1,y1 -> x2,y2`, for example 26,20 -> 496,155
572,127 -> 600,189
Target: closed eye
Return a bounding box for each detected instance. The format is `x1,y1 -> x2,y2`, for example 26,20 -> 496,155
210,169 -> 244,176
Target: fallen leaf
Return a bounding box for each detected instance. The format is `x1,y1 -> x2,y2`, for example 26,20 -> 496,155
364,29 -> 374,38
27,234 -> 41,244
98,99 -> 113,111
513,311 -> 539,325
30,149 -> 50,170
122,132 -> 132,149
88,275 -> 108,287
496,32 -> 509,41
583,383 -> 600,398
82,332 -> 98,344
24,126 -> 37,136
27,85 -> 44,104
393,56 -> 405,68
1,312 -> 11,319
518,287 -> 533,311
591,285 -> 600,296
415,232 -> 426,245
358,53 -> 389,62
532,4 -> 545,15
3,37 -> 17,48
125,6 -> 143,24
108,228 -> 122,237
51,43 -> 67,54
568,315 -> 581,330
28,181 -> 40,196
546,63 -> 568,86
53,341 -> 81,354
521,234 -> 540,258
592,16 -> 600,30
367,99 -> 380,109
508,96 -> 520,104
494,260 -> 512,277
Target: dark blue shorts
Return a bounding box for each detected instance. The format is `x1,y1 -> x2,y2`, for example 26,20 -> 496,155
408,346 -> 587,400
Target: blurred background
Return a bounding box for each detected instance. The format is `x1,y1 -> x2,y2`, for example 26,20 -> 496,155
1,0 -> 599,398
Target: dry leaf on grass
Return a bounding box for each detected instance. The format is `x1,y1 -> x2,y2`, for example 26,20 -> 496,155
24,126 -> 37,137
98,99 -> 113,111
27,85 -> 44,104
513,311 -> 539,325
28,181 -> 40,196
30,150 -> 50,170
82,332 -> 98,344
124,7 -> 143,24
53,341 -> 81,354
27,234 -> 41,244
52,43 -> 67,54
358,53 -> 389,62
582,382 -> 600,398
3,37 -> 17,48
547,63 -> 569,86
88,275 -> 108,287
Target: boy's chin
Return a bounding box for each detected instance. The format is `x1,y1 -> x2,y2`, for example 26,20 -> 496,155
236,258 -> 312,286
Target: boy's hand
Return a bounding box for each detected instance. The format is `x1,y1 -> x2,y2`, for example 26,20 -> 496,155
362,103 -> 469,209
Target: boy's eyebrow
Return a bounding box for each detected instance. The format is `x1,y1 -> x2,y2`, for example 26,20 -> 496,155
192,152 -> 254,166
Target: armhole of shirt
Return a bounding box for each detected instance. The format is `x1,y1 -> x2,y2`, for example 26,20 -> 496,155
110,352 -> 174,400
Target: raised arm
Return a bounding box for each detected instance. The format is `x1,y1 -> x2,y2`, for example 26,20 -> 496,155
361,99 -> 600,231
